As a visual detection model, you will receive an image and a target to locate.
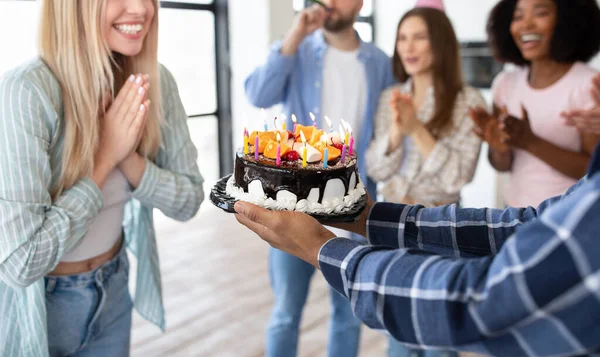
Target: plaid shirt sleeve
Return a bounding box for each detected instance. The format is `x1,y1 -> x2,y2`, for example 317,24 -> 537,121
366,178 -> 587,257
318,176 -> 600,356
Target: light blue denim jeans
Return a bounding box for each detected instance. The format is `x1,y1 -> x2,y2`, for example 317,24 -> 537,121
388,338 -> 459,357
44,243 -> 133,357
267,247 -> 362,357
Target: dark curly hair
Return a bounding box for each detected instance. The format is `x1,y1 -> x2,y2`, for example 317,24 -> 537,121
487,0 -> 600,66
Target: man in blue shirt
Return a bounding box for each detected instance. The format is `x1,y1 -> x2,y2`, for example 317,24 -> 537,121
244,1 -> 394,356
234,137 -> 600,356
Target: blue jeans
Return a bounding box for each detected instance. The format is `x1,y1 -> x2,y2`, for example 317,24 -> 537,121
388,337 -> 459,357
267,247 -> 361,357
45,243 -> 133,357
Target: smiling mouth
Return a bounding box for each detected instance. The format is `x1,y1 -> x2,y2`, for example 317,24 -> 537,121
113,24 -> 143,35
520,33 -> 542,44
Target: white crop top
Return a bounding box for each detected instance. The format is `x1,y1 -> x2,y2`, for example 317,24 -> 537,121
60,169 -> 131,262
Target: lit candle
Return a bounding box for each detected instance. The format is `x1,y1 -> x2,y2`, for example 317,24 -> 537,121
276,132 -> 282,166
310,112 -> 317,127
243,127 -> 249,155
339,124 -> 346,163
348,125 -> 354,156
322,136 -> 328,169
261,108 -> 268,131
324,116 -> 333,132
292,114 -> 298,133
342,119 -> 350,145
300,131 -> 308,168
281,114 -> 287,131
255,134 -> 259,160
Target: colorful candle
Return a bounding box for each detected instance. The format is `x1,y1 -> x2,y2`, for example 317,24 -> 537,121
261,108 -> 268,131
254,134 -> 259,160
349,128 -> 354,156
300,131 -> 308,168
322,136 -> 328,169
281,114 -> 287,131
276,133 -> 282,166
342,120 -> 350,145
243,127 -> 249,155
309,112 -> 317,127
339,124 -> 346,163
292,114 -> 298,133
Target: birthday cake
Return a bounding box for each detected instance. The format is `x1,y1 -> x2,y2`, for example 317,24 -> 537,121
226,123 -> 366,214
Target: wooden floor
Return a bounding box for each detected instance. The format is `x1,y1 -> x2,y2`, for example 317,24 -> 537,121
129,194 -> 389,357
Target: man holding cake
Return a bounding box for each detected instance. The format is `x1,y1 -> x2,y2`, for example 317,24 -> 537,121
244,0 -> 394,356
234,143 -> 600,355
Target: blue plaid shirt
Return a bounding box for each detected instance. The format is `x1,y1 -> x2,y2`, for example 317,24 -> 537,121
319,148 -> 600,356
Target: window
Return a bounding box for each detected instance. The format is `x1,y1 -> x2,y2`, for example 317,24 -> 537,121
294,0 -> 375,42
159,1 -> 232,180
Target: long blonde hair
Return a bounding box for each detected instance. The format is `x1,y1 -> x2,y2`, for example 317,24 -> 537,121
39,0 -> 162,197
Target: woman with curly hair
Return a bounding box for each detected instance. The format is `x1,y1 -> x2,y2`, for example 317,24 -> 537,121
471,0 -> 600,208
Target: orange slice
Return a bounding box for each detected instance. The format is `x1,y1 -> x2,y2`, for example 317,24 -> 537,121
263,140 -> 291,160
326,145 -> 341,161
312,142 -> 340,162
294,125 -> 314,142
309,129 -> 325,146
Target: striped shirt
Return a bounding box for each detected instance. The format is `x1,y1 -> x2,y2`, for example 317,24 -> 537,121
0,59 -> 204,357
365,81 -> 484,207
319,146 -> 600,356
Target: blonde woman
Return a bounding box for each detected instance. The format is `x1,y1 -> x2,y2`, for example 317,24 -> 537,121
0,1 -> 204,356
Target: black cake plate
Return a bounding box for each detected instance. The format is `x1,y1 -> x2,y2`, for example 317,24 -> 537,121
210,175 -> 367,224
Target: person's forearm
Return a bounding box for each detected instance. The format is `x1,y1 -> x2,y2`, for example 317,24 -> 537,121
318,199 -> 590,353
367,202 -> 539,256
118,152 -> 146,188
280,30 -> 303,56
488,148 -> 513,172
525,136 -> 590,179
409,124 -> 436,159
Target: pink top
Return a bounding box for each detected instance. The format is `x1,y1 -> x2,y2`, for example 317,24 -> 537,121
493,62 -> 597,207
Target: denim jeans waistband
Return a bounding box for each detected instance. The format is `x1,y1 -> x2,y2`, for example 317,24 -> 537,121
44,242 -> 127,292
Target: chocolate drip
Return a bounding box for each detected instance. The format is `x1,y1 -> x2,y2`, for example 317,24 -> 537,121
233,150 -> 358,203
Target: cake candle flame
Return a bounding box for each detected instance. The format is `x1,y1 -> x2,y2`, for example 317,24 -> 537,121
281,114 -> 287,131
309,112 -> 317,127
325,116 -> 333,132
261,108 -> 268,131
341,119 -> 350,145
292,114 -> 298,133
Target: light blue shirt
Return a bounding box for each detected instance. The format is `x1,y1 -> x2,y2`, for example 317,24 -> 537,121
0,59 -> 204,357
244,30 -> 395,197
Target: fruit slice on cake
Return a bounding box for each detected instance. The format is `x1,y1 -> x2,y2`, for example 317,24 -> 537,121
249,130 -> 289,154
313,142 -> 341,162
288,141 -> 322,163
263,140 -> 291,160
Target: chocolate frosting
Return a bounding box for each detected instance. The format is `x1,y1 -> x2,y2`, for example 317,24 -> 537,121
233,150 -> 358,203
